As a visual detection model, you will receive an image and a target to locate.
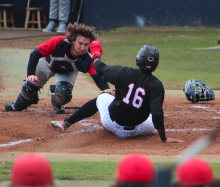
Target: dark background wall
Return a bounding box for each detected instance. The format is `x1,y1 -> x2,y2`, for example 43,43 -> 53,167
82,0 -> 220,30
1,0 -> 220,30
0,0 -> 50,28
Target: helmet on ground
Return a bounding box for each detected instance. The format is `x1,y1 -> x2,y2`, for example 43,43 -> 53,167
136,45 -> 159,72
183,79 -> 215,103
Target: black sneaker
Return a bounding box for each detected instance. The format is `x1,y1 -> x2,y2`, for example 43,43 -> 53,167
53,105 -> 65,114
5,102 -> 17,111
50,120 -> 70,132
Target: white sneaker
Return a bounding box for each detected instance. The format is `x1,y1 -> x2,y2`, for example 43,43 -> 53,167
57,22 -> 67,33
43,21 -> 58,32
51,120 -> 70,132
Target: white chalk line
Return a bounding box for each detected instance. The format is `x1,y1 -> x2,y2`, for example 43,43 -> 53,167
1,106 -> 219,148
0,129 -> 84,148
1,126 -> 219,148
0,122 -> 104,148
78,119 -> 98,126
191,106 -> 220,114
166,128 -> 220,132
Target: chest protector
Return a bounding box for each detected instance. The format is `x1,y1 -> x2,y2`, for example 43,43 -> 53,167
46,38 -> 92,74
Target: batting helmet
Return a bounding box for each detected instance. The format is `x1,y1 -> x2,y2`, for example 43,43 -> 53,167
136,45 -> 159,72
183,79 -> 215,103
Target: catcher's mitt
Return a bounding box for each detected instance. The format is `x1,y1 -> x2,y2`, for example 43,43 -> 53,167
99,89 -> 115,97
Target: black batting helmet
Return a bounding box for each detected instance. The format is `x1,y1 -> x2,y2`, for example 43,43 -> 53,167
136,45 -> 159,72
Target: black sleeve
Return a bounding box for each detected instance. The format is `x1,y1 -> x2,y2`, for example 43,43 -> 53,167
152,114 -> 165,130
94,59 -> 124,85
149,79 -> 165,116
27,50 -> 42,77
92,75 -> 110,90
152,114 -> 167,142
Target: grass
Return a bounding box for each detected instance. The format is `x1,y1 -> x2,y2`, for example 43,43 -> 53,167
0,162 -> 12,181
1,160 -> 220,182
52,161 -> 117,180
87,27 -> 220,90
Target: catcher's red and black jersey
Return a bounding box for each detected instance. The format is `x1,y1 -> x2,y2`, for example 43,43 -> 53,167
34,36 -> 97,77
94,60 -> 165,127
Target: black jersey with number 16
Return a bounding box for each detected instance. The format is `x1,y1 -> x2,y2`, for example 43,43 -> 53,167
94,60 -> 165,127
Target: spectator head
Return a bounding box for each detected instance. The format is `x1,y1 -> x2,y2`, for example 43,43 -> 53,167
10,154 -> 54,187
176,157 -> 214,186
113,153 -> 156,187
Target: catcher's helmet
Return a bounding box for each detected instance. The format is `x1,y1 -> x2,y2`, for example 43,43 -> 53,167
183,79 -> 215,103
136,45 -> 159,72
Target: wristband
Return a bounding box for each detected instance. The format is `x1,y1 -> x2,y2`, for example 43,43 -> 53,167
94,56 -> 101,62
158,130 -> 167,142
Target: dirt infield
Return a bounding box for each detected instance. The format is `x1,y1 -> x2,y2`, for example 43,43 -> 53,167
1,94 -> 220,159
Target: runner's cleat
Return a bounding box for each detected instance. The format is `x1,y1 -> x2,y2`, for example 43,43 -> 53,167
50,120 -> 71,132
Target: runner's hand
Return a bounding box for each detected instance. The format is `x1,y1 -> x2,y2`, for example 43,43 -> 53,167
164,138 -> 184,143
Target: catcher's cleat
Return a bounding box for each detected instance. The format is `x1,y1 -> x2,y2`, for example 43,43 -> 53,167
51,120 -> 71,132
5,102 -> 17,111
53,105 -> 65,114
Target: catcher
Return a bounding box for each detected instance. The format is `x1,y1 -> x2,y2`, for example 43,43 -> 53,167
4,23 -> 109,114
51,41 -> 184,143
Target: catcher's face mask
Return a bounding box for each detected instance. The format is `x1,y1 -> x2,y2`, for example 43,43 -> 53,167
183,79 -> 215,103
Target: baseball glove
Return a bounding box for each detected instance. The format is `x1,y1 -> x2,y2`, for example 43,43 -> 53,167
99,89 -> 115,97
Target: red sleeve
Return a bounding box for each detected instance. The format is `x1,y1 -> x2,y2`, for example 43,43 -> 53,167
88,60 -> 98,76
36,36 -> 67,57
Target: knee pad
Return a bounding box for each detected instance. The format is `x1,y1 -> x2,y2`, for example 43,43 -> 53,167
14,82 -> 40,111
21,81 -> 40,100
51,81 -> 73,106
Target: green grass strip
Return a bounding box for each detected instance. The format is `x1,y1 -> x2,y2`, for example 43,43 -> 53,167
1,161 -> 220,181
52,161 -> 118,180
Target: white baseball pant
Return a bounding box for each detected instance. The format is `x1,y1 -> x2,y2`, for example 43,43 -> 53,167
96,93 -> 157,138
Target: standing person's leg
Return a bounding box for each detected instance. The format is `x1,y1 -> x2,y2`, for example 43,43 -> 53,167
51,72 -> 78,114
49,0 -> 59,22
43,0 -> 59,32
5,58 -> 54,111
57,0 -> 71,33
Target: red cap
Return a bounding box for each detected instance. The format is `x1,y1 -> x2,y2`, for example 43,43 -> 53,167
116,153 -> 156,182
177,157 -> 214,186
11,154 -> 53,186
